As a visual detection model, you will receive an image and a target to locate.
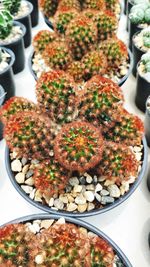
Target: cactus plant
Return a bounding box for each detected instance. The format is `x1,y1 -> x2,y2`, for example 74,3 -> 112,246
58,0 -> 81,11
4,111 -> 53,159
33,159 -> 70,198
106,109 -> 144,146
54,121 -> 104,172
54,7 -> 79,35
104,0 -> 119,14
96,142 -> 139,184
0,10 -> 13,39
129,3 -> 150,24
36,70 -> 79,124
0,96 -> 37,125
140,52 -> 150,72
99,37 -> 128,68
43,40 -> 72,70
66,15 -> 98,60
143,28 -> 150,48
83,0 -> 106,11
0,224 -> 35,266
2,0 -> 21,15
68,60 -> 84,83
33,30 -> 58,54
39,0 -> 58,18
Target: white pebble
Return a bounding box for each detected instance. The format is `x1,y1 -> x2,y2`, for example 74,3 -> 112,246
35,254 -> 44,264
15,172 -> 25,184
67,203 -> 77,211
75,194 -> 86,205
30,188 -> 36,199
25,177 -> 34,186
21,185 -> 33,194
11,159 -> 22,172
108,185 -> 121,198
84,191 -> 95,202
95,183 -> 102,192
41,220 -> 54,229
73,185 -> 83,193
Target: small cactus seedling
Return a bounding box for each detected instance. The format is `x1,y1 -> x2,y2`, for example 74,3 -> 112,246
54,7 -> 79,35
83,0 -> 106,11
4,111 -> 53,159
58,0 -> 81,11
43,40 -> 72,70
36,70 -> 79,124
54,121 -> 104,172
0,96 -> 37,125
94,10 -> 118,40
99,37 -> 128,68
107,109 -> 144,146
33,159 -> 70,198
2,0 -> 21,15
0,10 -> 13,39
66,15 -> 98,60
0,224 -> 35,266
33,30 -> 58,54
97,142 -> 139,184
39,0 -> 58,17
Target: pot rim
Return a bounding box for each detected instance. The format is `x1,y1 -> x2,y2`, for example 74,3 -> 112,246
0,213 -> 133,267
5,137 -> 148,218
14,0 -> 33,20
0,85 -> 6,106
0,21 -> 26,46
0,47 -> 15,75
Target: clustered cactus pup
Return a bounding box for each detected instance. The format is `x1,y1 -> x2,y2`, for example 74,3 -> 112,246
33,30 -> 57,54
0,10 -> 13,39
39,0 -> 59,18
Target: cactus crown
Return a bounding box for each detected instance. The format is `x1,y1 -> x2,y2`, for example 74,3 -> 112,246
39,0 -> 58,17
83,0 -> 106,11
58,0 -> 81,11
0,10 -> 13,39
33,30 -> 57,53
2,0 -> 21,15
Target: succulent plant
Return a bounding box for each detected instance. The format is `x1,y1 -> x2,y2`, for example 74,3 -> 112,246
0,10 -> 13,39
83,0 -> 106,11
66,15 -> 98,60
96,142 -> 139,184
2,0 -> 21,15
0,96 -> 37,125
58,0 -> 81,11
141,52 -> 150,72
39,0 -> 58,17
94,10 -> 118,40
68,60 -> 84,83
129,3 -> 150,24
4,111 -> 53,159
36,70 -> 79,124
99,37 -> 128,68
33,159 -> 70,198
0,224 -> 35,266
54,121 -> 104,172
33,30 -> 58,54
143,28 -> 150,47
43,40 -> 72,70
104,0 -> 119,13
106,109 -> 144,146
54,7 -> 79,35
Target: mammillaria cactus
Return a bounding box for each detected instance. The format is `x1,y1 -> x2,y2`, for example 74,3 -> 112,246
68,60 -> 84,83
2,0 -> 21,15
33,159 -> 70,198
4,111 -> 53,159
58,0 -> 81,11
39,0 -> 58,18
0,96 -> 37,124
0,10 -> 13,39
54,121 -> 104,172
54,7 -> 79,35
0,224 -> 35,266
43,40 -> 72,70
66,15 -> 98,60
96,142 -> 139,184
36,70 -> 79,124
83,0 -> 106,11
33,30 -> 57,54
104,0 -> 119,13
107,109 -> 144,146
99,37 -> 128,68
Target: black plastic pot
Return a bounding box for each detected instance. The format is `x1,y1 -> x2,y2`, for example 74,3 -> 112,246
135,62 -> 150,112
128,18 -> 143,51
29,49 -> 133,86
0,214 -> 132,267
0,85 -> 6,140
144,97 -> 150,148
126,0 -> 133,31
132,31 -> 145,77
44,15 -> 54,30
14,1 -> 33,48
27,0 -> 39,27
5,137 -> 148,218
0,47 -> 15,100
0,21 -> 26,74
124,0 -> 128,14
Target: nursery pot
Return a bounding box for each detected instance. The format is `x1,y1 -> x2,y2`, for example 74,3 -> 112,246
14,1 -> 33,48
44,15 -> 54,30
129,18 -> 143,51
0,47 -> 15,100
132,31 -> 145,77
126,0 -> 133,31
0,86 -> 6,140
144,96 -> 150,147
135,62 -> 150,112
5,137 -> 148,218
124,0 -> 128,14
27,0 -> 39,27
0,213 -> 133,267
0,21 -> 26,74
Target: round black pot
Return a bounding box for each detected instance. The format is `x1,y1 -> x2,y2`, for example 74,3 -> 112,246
0,85 -> 6,140
135,63 -> 150,112
27,0 -> 39,27
29,49 -> 133,86
5,137 -> 148,218
0,214 -> 132,267
14,1 -> 33,48
132,31 -> 145,77
144,96 -> 150,148
128,18 -> 143,51
44,15 -> 54,30
0,21 -> 26,74
0,47 -> 15,101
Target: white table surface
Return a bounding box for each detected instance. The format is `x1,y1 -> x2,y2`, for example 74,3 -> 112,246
0,10 -> 150,267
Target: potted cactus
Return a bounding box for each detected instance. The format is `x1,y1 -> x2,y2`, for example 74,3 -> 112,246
135,53 -> 150,112
0,9 -> 26,74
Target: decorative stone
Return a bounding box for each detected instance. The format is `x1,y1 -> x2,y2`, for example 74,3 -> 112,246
67,203 -> 77,211
26,169 -> 34,178
69,177 -> 79,186
95,193 -> 101,202
29,189 -> 36,199
32,222 -> 40,233
21,185 -> 33,194
77,203 -> 88,213
34,190 -> 42,202
84,191 -> 95,202
101,196 -> 115,204
100,189 -> 109,196
95,183 -> 103,192
25,177 -> 34,186
75,194 -> 86,205
15,172 -> 25,184
73,185 -> 83,193
67,195 -> 74,203
93,175 -> 98,184
104,180 -> 115,186
31,159 -> 39,164
84,173 -> 93,184
35,255 -> 44,264
86,184 -> 95,191
54,199 -> 64,210
87,202 -> 95,211
59,195 -> 68,204
108,185 -> 121,198
133,146 -> 141,152
79,176 -> 86,185
41,220 -> 54,229
56,218 -> 66,224
21,157 -> 28,166
98,176 -> 106,182
11,159 -> 22,172
66,185 -> 72,193
49,198 -> 54,207
22,164 -> 29,174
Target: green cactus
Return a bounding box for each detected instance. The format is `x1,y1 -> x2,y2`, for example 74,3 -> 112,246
39,0 -> 58,17
2,0 -> 21,15
129,3 -> 150,24
0,10 -> 13,39
33,30 -> 57,54
58,0 -> 81,11
83,0 -> 106,11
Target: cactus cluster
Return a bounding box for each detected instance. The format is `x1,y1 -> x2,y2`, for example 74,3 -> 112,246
33,30 -> 58,54
83,0 -> 106,11
39,0 -> 59,18
36,70 -> 79,124
54,121 -> 104,172
2,0 -> 21,15
58,0 -> 81,11
0,10 -> 13,39
129,3 -> 150,24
